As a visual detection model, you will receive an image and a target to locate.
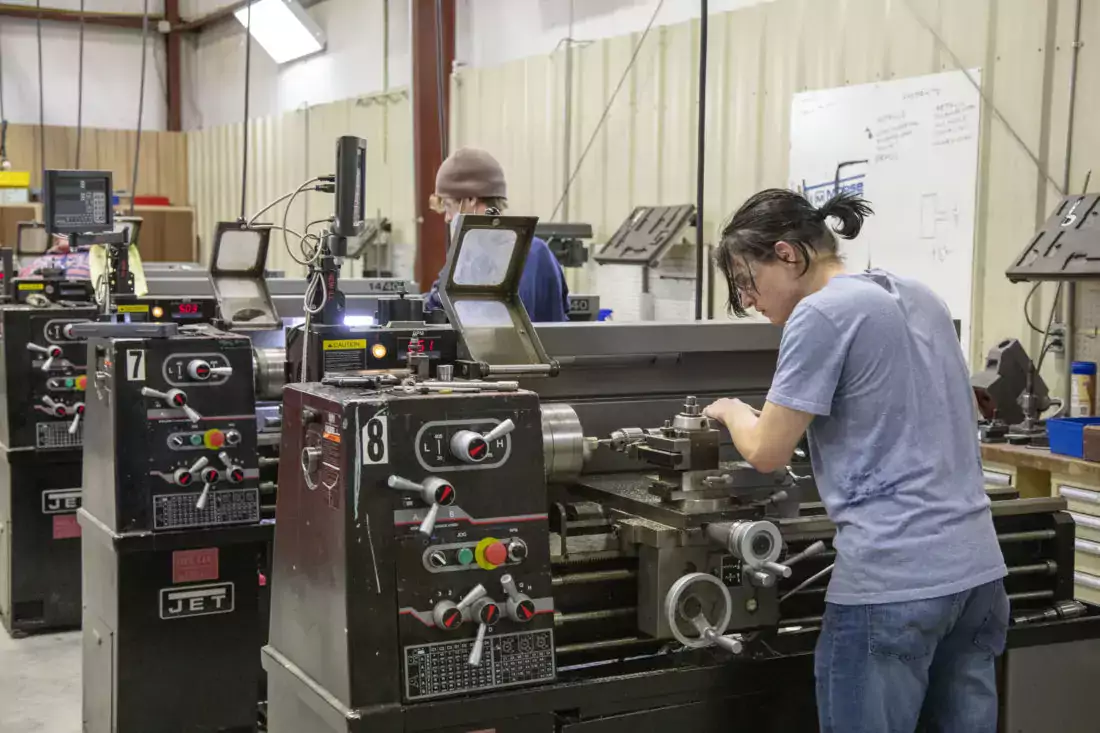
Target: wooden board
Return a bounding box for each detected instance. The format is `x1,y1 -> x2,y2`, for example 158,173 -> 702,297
1,124 -> 188,205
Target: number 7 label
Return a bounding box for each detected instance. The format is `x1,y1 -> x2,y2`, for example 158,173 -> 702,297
126,350 -> 145,381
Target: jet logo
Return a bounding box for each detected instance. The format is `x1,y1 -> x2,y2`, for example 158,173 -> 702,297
42,489 -> 82,514
159,582 -> 235,620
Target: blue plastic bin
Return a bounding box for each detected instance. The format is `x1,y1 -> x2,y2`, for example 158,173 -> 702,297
1047,417 -> 1100,458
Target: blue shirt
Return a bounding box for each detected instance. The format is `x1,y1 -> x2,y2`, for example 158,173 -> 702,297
767,270 -> 1005,605
427,237 -> 569,322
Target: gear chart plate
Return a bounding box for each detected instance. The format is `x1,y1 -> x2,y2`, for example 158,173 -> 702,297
404,629 -> 554,700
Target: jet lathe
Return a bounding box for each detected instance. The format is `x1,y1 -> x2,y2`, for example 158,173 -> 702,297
263,211 -> 1100,733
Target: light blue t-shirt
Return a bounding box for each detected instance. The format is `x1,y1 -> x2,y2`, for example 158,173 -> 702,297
767,270 -> 1006,605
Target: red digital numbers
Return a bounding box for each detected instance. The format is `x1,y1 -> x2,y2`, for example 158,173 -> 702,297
177,302 -> 201,315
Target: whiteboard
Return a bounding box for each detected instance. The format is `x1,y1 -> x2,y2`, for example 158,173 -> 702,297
789,69 -> 981,353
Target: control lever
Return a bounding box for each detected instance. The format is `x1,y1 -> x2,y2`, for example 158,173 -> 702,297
141,387 -> 202,424
195,467 -> 221,511
500,574 -> 537,623
174,456 -> 208,488
467,595 -> 502,667
218,451 -> 246,484
39,395 -> 68,417
68,403 -> 85,435
387,475 -> 456,537
27,343 -> 64,372
432,584 -> 487,632
450,419 -> 516,464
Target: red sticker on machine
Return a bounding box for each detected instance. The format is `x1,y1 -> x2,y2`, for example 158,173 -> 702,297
172,548 -> 220,584
52,514 -> 81,539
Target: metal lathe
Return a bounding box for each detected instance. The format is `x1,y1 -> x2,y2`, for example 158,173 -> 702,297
262,207 -> 1100,733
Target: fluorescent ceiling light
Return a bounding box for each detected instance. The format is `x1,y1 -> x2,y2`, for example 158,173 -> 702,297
235,0 -> 326,65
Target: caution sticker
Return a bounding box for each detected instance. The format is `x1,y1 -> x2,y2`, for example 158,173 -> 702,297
18,282 -> 44,291
323,339 -> 367,351
117,304 -> 150,313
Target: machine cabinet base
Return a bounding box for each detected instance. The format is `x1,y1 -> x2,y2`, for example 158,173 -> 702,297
79,509 -> 272,733
0,449 -> 82,634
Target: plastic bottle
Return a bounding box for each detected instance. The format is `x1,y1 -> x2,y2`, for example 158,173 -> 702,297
1071,361 -> 1097,417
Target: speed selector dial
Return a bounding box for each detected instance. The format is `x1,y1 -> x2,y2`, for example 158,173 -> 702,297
388,475 -> 456,537
187,359 -> 233,381
500,574 -> 536,624
219,452 -> 246,484
27,343 -> 64,372
141,387 -> 202,424
450,419 -> 515,464
432,584 -> 487,632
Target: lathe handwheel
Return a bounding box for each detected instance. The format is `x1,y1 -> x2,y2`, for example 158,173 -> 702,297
664,572 -> 733,649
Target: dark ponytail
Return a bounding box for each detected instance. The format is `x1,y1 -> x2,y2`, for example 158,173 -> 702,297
715,188 -> 874,316
818,192 -> 873,240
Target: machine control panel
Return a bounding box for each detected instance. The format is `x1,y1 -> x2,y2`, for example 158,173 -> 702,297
81,325 -> 261,533
0,305 -> 97,451
386,393 -> 554,700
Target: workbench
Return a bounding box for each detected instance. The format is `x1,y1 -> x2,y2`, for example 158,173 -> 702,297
982,443 -> 1100,604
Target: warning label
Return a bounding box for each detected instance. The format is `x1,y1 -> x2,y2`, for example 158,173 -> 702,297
323,339 -> 367,351
323,342 -> 367,372
173,548 -> 220,584
53,515 -> 81,539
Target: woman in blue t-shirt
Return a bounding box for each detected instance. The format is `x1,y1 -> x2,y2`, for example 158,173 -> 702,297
704,189 -> 1007,733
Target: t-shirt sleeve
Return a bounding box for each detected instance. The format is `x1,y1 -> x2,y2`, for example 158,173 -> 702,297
766,304 -> 846,417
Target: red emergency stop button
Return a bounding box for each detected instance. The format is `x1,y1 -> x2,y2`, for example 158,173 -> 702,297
203,429 -> 225,450
475,537 -> 508,569
75,375 -> 87,391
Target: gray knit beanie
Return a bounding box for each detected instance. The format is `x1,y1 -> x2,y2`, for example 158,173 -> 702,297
434,147 -> 507,200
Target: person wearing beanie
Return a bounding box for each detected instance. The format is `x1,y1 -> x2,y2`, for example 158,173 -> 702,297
425,147 -> 569,322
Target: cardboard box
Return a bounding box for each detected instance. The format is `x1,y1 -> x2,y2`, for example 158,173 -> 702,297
131,206 -> 195,262
0,203 -> 42,252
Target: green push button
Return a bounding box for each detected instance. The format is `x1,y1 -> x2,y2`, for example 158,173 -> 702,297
189,434 -> 203,446
456,547 -> 475,566
64,378 -> 74,388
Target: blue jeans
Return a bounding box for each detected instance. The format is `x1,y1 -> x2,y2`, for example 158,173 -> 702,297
815,579 -> 1009,733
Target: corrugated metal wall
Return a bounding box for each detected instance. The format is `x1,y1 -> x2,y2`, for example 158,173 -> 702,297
452,0 -> 1100,388
186,89 -> 415,277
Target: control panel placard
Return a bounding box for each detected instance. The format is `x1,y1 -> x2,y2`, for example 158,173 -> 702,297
153,488 -> 260,530
404,629 -> 554,700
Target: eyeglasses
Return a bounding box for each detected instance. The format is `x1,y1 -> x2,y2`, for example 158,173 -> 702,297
731,261 -> 758,299
428,194 -> 460,215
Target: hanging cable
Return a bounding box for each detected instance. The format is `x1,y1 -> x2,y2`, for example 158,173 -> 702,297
75,0 -> 85,167
129,0 -> 151,215
434,0 -> 448,159
36,0 -> 45,179
549,0 -> 666,222
239,0 -> 253,221
0,20 -> 6,164
694,0 -> 708,320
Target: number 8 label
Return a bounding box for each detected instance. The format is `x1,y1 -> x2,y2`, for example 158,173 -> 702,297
362,416 -> 389,465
